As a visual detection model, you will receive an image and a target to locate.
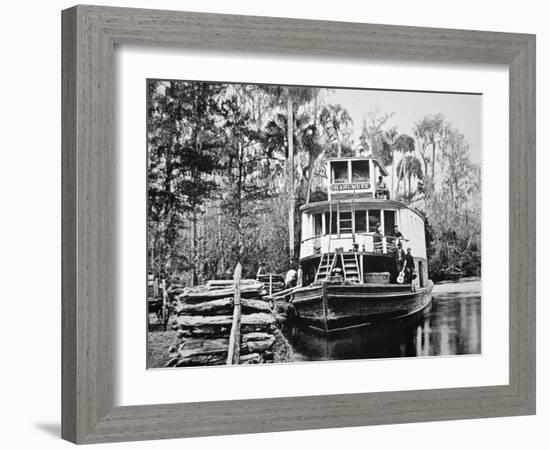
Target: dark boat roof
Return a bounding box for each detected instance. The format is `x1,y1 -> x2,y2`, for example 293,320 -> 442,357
300,198 -> 425,220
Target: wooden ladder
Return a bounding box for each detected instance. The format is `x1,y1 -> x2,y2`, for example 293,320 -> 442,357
315,253 -> 335,282
341,253 -> 360,282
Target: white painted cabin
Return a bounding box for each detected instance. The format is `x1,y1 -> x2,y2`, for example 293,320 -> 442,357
298,156 -> 428,289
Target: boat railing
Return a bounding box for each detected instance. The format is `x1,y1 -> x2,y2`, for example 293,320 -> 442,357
301,233 -> 408,255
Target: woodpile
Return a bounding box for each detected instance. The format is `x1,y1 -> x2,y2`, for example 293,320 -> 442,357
166,278 -> 282,368
176,282 -> 265,303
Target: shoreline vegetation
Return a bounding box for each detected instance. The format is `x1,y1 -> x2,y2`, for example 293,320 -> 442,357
147,81 -> 481,287
433,277 -> 481,294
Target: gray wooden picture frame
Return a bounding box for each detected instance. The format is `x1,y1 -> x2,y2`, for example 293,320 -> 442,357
61,5 -> 536,444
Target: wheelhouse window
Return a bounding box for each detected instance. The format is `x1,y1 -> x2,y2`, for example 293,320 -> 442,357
313,213 -> 322,236
369,209 -> 381,232
339,211 -> 353,234
354,210 -> 367,233
332,161 -> 349,183
325,211 -> 337,235
351,160 -> 370,182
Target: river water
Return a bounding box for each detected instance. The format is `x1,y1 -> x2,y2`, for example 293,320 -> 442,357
283,279 -> 481,361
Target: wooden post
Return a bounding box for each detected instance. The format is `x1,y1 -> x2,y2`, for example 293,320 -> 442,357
226,263 -> 242,365
269,273 -> 273,296
161,279 -> 168,330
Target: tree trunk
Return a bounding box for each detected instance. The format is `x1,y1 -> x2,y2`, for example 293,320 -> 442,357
192,210 -> 198,286
399,154 -> 407,199
305,89 -> 319,204
431,140 -> 436,180
237,141 -> 244,261
287,90 -> 295,262
391,155 -> 395,198
313,90 -> 319,129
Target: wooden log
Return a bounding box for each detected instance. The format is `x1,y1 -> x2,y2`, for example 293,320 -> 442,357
176,315 -> 234,327
177,338 -> 229,361
206,279 -> 259,289
177,283 -> 265,303
179,338 -> 229,352
241,336 -> 275,353
241,299 -> 273,313
239,353 -> 262,364
176,298 -> 272,316
177,298 -> 233,316
174,313 -> 276,337
176,313 -> 276,329
241,332 -> 274,342
175,353 -> 227,367
177,327 -> 231,338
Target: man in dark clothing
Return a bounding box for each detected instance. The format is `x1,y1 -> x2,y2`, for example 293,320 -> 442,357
394,242 -> 406,274
392,225 -> 404,240
404,247 -> 415,285
373,221 -> 383,252
392,225 -> 404,249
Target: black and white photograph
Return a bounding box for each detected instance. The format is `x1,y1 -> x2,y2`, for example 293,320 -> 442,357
146,79 -> 482,368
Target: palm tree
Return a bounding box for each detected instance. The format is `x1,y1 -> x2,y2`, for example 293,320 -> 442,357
319,104 -> 353,157
393,134 -> 415,198
258,85 -> 316,262
414,114 -> 445,180
396,155 -> 423,203
382,127 -> 398,197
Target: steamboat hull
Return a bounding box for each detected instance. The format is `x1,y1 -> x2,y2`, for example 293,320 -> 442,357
291,281 -> 434,333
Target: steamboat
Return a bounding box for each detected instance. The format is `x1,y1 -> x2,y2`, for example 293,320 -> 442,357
291,156 -> 433,333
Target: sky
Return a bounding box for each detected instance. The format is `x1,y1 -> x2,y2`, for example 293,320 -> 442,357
322,88 -> 482,165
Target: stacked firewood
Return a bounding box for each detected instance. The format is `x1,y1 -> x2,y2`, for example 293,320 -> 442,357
165,281 -> 282,367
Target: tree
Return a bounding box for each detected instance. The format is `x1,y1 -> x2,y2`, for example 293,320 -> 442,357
147,80 -> 225,284
257,85 -> 317,263
393,134 -> 415,199
414,114 -> 446,185
319,104 -> 353,157
424,126 -> 481,280
396,155 -> 423,203
358,110 -> 394,159
381,127 -> 399,196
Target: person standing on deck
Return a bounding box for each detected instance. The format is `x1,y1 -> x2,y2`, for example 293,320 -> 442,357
392,225 -> 405,248
404,247 -> 416,285
394,242 -> 406,276
373,221 -> 383,253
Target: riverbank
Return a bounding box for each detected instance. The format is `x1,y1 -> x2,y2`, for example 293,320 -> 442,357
433,277 -> 481,295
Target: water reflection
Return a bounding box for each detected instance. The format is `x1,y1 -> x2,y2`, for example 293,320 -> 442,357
283,281 -> 481,361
